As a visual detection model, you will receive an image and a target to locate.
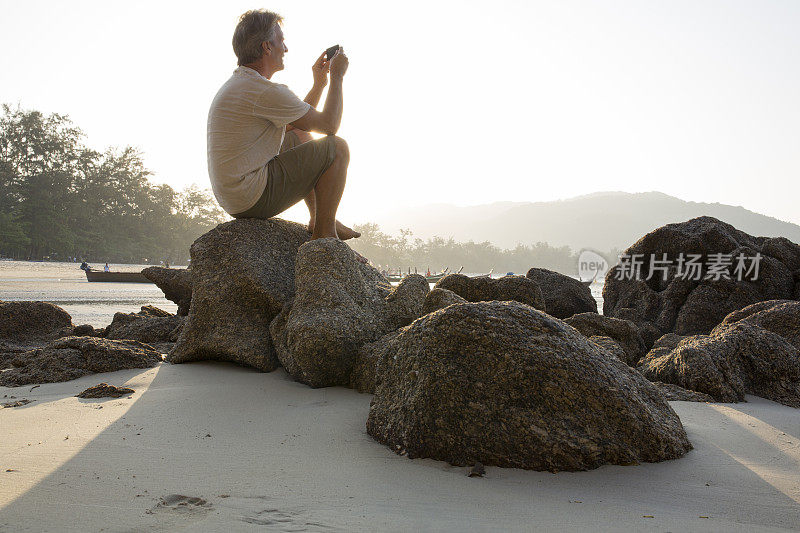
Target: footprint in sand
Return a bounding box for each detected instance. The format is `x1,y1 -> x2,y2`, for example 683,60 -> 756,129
151,494 -> 212,515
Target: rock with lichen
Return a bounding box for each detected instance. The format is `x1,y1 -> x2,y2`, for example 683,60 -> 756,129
270,239 -> 429,388
367,301 -> 692,472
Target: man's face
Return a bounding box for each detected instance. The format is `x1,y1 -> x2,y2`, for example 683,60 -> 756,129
265,25 -> 287,71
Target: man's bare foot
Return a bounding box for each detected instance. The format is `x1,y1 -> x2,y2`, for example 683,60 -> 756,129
336,221 -> 360,240
307,220 -> 361,240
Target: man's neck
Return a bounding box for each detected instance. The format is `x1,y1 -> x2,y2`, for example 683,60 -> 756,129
241,61 -> 275,79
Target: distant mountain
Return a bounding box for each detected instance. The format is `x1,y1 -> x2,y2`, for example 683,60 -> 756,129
370,192 -> 800,252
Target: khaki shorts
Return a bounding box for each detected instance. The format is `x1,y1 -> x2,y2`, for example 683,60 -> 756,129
232,131 -> 337,219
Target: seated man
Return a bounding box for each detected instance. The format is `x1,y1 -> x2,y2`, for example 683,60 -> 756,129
207,9 -> 359,241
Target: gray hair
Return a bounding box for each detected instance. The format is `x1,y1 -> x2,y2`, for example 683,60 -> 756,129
232,10 -> 283,66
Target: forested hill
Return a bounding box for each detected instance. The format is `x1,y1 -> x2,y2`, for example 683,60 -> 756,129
0,105 -> 227,263
372,192 -> 800,251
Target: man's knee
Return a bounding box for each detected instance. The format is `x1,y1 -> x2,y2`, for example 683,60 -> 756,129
331,135 -> 349,163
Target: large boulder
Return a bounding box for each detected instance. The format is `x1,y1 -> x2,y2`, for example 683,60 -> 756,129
638,320 -> 800,407
0,301 -> 73,344
141,267 -> 193,316
168,218 -> 310,372
103,306 -> 184,353
0,336 -> 162,387
603,217 -> 799,341
270,239 -> 429,388
564,312 -> 647,366
525,268 -> 597,318
366,301 -> 692,472
433,274 -> 545,311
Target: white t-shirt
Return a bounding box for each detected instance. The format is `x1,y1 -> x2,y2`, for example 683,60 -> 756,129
207,66 -> 311,214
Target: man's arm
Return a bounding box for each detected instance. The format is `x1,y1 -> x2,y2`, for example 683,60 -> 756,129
286,84 -> 324,132
303,84 -> 325,109
290,50 -> 348,135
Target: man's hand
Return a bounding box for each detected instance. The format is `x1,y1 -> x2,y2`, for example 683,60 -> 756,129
330,48 -> 349,80
312,51 -> 329,88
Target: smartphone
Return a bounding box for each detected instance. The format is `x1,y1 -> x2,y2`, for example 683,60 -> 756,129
325,44 -> 341,61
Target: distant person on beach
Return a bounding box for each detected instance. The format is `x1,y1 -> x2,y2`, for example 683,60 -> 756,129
207,9 -> 359,243
104,263 -> 110,272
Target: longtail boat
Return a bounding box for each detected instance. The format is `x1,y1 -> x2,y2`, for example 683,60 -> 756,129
85,270 -> 152,283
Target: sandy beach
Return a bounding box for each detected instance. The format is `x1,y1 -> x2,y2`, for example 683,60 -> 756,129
2,361 -> 799,532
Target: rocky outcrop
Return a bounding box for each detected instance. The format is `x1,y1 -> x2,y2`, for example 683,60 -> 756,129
433,274 -> 545,311
564,313 -> 647,366
0,301 -> 73,344
142,267 -> 193,316
525,267 -> 597,318
421,288 -> 467,315
367,301 -> 692,472
638,320 -> 800,407
0,337 -> 162,387
169,218 -> 310,372
603,217 -> 800,343
104,306 -> 184,353
270,239 -> 429,388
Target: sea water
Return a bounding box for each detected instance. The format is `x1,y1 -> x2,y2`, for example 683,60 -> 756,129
0,261 -> 605,329
0,261 -> 179,327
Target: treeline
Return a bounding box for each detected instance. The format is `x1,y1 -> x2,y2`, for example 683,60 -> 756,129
349,223 -> 619,276
0,104 -> 227,263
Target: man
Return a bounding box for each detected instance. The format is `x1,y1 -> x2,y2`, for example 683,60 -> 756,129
207,9 -> 359,241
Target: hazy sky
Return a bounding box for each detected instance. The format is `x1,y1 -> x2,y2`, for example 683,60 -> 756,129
1,0 -> 798,227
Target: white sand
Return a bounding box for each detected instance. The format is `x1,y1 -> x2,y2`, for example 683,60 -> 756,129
1,362 -> 799,532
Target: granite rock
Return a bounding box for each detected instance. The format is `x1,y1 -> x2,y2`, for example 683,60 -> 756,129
104,306 -> 184,353
638,321 -> 800,406
421,288 -> 468,315
564,312 -> 647,366
588,335 -> 627,362
169,218 -> 310,372
526,267 -> 597,318
433,274 -> 545,311
367,301 -> 692,472
142,267 -> 193,316
603,217 -> 799,338
0,336 -> 162,387
0,301 -> 73,343
270,240 -> 428,387
76,382 -> 135,398
653,382 -> 714,402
